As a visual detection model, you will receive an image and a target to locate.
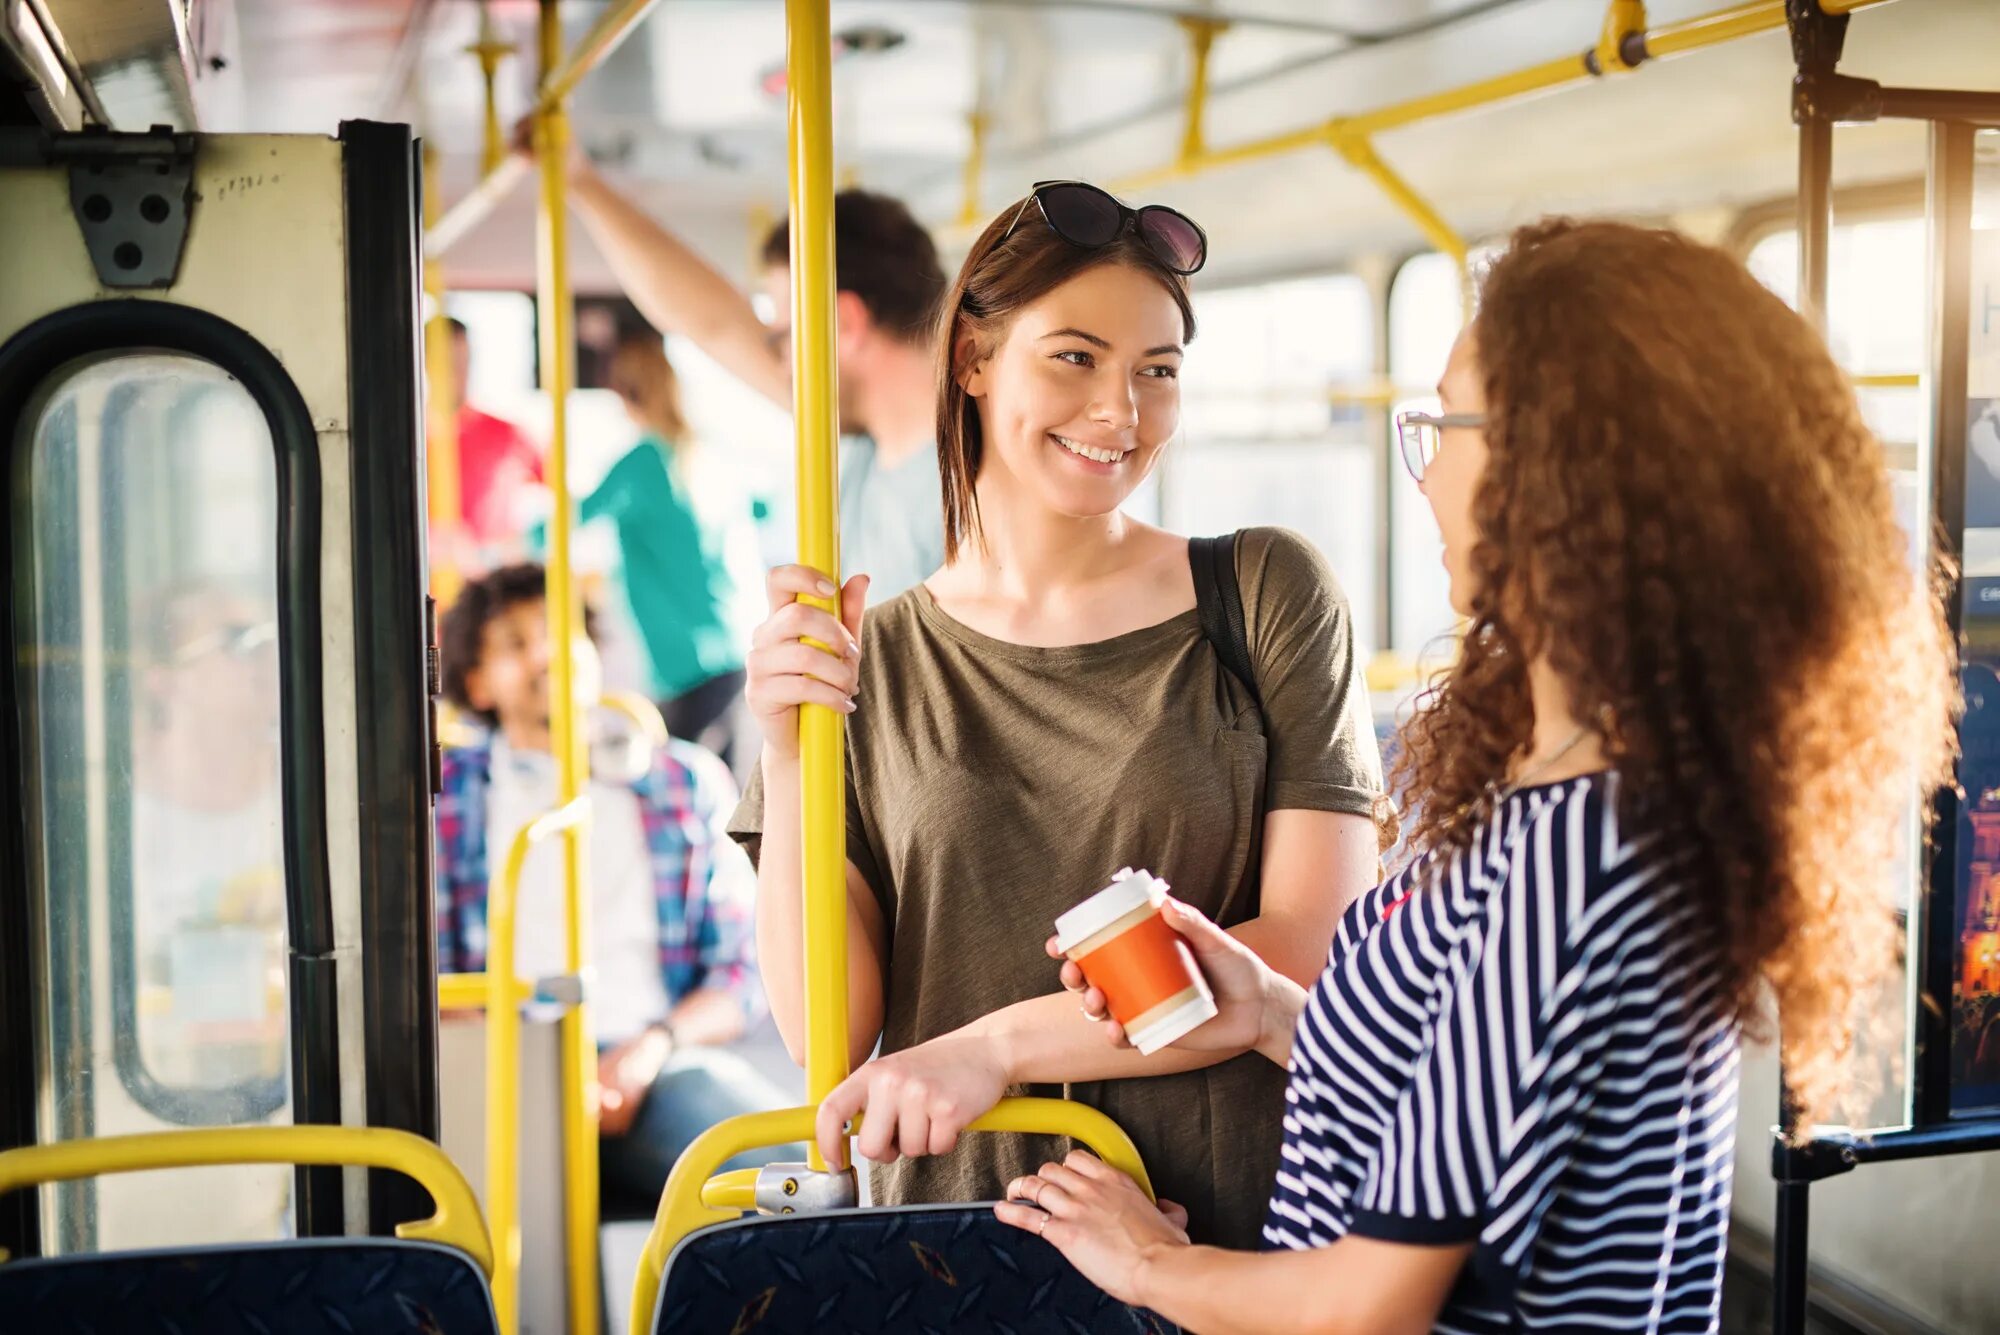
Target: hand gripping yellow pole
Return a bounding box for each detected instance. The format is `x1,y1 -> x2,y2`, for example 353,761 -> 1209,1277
784,0 -> 850,1171
533,2 -> 602,1331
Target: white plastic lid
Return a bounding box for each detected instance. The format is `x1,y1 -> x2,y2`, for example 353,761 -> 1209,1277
1054,868 -> 1170,954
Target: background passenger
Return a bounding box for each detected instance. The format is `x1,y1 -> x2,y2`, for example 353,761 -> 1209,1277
955,219 -> 1956,1334
564,156 -> 947,600
444,316 -> 545,555
434,563 -> 795,1215
571,332 -> 755,768
733,183 -> 1385,1249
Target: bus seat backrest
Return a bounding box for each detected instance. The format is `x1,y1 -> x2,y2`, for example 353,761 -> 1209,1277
653,1204 -> 1182,1334
0,1237 -> 499,1334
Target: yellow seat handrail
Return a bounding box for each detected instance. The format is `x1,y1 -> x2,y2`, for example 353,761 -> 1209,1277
0,1126 -> 493,1276
599,690 -> 670,749
627,1097 -> 1152,1335
438,971 -> 532,1012
485,791 -> 591,1335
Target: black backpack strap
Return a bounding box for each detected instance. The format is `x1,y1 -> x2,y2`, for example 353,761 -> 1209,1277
1190,533 -> 1260,710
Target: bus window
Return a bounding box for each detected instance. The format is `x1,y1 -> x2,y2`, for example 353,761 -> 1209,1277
1171,272 -> 1379,661
1747,217 -> 1927,565
16,353 -> 292,1250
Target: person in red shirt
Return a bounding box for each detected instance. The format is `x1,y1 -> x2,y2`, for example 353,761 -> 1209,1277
447,317 -> 545,551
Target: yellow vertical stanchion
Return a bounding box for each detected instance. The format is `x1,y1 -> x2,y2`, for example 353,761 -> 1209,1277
421,143 -> 463,606
533,1 -> 602,1331
784,0 -> 849,1169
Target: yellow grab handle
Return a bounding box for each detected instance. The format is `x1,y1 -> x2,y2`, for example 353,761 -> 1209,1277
627,1096 -> 1151,1335
698,1168 -> 761,1212
0,1126 -> 493,1276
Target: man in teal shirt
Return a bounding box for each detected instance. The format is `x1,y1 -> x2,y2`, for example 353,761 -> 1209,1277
567,161 -> 946,601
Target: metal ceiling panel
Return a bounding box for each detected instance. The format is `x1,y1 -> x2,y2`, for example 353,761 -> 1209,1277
37,0 -> 201,127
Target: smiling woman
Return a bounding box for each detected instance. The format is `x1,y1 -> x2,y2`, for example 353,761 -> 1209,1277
934,188 -> 1198,565
730,181 -> 1386,1250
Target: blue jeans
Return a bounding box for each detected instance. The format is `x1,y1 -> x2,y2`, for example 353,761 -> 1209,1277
597,1046 -> 803,1221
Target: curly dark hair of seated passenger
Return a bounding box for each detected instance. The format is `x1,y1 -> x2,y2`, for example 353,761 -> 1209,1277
1388,218 -> 1959,1133
439,562 -> 599,732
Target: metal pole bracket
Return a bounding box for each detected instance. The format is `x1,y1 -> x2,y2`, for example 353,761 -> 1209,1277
1769,1129 -> 1860,1186
753,1162 -> 859,1215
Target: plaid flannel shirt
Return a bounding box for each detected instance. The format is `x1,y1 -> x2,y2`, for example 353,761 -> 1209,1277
434,734 -> 764,1025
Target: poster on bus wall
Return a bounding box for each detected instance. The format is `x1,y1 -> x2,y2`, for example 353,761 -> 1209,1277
1950,130 -> 2000,1117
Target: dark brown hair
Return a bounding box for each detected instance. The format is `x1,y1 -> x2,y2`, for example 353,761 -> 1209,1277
608,333 -> 689,444
935,191 -> 1197,562
1391,218 -> 1957,1131
763,189 -> 946,343
440,563 -> 598,731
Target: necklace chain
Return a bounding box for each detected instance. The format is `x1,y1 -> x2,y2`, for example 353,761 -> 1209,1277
1497,725 -> 1592,798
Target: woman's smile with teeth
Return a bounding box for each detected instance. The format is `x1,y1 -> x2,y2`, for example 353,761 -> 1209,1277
1052,434 -> 1126,465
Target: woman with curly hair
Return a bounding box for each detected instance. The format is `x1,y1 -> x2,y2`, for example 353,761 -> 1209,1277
930,218 -> 1957,1333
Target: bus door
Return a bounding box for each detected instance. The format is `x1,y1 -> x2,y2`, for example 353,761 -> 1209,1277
0,122 -> 439,1259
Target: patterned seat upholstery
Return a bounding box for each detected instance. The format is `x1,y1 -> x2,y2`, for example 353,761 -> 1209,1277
653,1205 -> 1182,1334
0,1237 -> 498,1334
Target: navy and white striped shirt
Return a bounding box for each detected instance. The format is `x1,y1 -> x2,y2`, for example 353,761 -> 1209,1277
1263,772 -> 1740,1333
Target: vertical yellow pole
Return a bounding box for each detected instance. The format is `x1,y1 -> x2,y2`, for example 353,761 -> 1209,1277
784,0 -> 849,1170
484,849 -> 525,1335
534,1 -> 602,1330
421,143 -> 463,606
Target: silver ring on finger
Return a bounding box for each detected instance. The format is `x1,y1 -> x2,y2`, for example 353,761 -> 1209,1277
1032,1181 -> 1048,1209
1036,1211 -> 1048,1236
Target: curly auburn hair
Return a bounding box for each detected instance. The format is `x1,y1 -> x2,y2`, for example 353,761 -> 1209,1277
1391,218 -> 1958,1131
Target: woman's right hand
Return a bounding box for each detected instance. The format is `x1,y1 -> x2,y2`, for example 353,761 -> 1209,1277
1047,897 -> 1284,1058
747,565 -> 869,761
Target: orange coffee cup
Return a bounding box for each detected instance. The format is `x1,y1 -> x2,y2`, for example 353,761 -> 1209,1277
1054,868 -> 1217,1055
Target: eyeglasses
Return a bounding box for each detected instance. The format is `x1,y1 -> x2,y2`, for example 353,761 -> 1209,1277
1395,405 -> 1485,482
1002,181 -> 1208,276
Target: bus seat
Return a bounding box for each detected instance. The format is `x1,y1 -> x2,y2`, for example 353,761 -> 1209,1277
0,1236 -> 497,1334
631,1098 -> 1171,1334
650,1204 -> 1180,1335
0,1126 -> 498,1335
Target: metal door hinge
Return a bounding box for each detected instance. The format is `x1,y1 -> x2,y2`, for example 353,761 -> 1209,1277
2,124 -> 200,288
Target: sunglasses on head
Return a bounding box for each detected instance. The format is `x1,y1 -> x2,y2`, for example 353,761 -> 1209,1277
1002,181 -> 1208,276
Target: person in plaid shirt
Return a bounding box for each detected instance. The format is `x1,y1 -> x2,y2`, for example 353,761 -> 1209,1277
437,563 -> 793,1216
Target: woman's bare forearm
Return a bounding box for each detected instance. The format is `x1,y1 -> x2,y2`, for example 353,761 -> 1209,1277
568,167 -> 790,408
964,916 -> 1309,1083
751,749 -> 885,1069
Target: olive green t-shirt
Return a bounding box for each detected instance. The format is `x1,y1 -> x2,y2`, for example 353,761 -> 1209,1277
730,527 -> 1383,1249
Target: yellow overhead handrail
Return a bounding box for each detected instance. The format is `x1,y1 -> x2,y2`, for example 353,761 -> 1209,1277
1176,17 -> 1229,165
0,1127 -> 493,1276
428,0 -> 666,256
628,1097 -> 1154,1335
469,0 -> 516,177
1091,0 -> 1898,278
958,109 -> 989,227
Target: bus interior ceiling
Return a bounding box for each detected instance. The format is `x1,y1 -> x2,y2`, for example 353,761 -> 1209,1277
214,0 -> 1999,289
